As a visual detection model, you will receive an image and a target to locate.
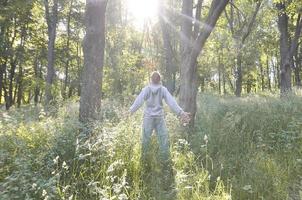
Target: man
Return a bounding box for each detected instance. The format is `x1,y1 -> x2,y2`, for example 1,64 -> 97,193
129,71 -> 190,187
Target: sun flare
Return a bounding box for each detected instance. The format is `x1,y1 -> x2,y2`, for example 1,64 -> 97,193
126,0 -> 159,28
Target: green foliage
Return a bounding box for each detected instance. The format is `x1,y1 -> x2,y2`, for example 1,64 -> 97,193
0,100 -> 229,200
1,94 -> 302,199
196,93 -> 302,199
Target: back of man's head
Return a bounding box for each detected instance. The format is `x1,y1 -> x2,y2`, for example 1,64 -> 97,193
151,71 -> 161,84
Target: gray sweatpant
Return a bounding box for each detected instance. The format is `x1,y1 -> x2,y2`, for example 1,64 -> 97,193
141,117 -> 170,162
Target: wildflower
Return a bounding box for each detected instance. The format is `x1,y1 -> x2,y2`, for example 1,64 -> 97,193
32,183 -> 37,189
53,156 -> 59,164
42,189 -> 47,197
204,134 -> 208,144
113,183 -> 122,194
242,185 -> 252,192
184,185 -> 193,189
106,160 -> 123,173
118,193 -> 128,200
63,185 -> 70,193
62,161 -> 69,170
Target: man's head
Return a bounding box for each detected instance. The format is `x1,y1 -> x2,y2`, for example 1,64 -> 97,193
150,71 -> 161,84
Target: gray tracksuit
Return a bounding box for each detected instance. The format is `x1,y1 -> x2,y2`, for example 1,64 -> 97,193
129,84 -> 184,117
130,84 -> 184,162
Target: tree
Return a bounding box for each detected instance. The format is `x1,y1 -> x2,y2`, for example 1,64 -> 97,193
225,0 -> 262,97
276,1 -> 302,95
79,0 -> 108,124
179,0 -> 229,125
44,0 -> 58,105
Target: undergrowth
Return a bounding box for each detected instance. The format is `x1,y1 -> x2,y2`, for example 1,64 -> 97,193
0,98 -> 230,200
1,94 -> 301,199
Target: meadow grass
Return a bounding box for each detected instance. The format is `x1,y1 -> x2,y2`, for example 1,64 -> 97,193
0,94 -> 301,199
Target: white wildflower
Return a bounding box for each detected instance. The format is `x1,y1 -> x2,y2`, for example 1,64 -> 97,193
32,183 -> 37,189
42,189 -> 47,197
204,134 -> 208,143
62,161 -> 69,170
53,156 -> 59,164
118,193 -> 128,200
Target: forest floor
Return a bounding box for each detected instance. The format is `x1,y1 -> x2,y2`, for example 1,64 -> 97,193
0,93 -> 302,200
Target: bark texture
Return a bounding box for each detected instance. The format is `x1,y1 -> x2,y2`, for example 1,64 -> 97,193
79,0 -> 107,123
277,3 -> 302,96
44,0 -> 58,105
180,0 -> 229,125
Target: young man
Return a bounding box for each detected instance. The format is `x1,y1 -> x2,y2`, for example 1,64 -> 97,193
129,71 -> 190,180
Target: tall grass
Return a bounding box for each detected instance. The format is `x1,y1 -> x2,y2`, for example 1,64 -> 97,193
0,99 -> 230,200
1,94 -> 301,199
195,93 -> 302,199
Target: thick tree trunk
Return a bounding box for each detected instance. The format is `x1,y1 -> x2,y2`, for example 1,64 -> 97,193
44,0 -> 58,105
278,4 -> 291,95
277,4 -> 302,96
180,0 -> 229,125
79,0 -> 107,123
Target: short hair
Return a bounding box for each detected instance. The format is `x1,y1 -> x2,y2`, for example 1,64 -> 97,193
150,71 -> 161,84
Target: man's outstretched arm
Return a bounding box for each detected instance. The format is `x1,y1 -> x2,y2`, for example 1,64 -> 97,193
163,87 -> 191,124
129,87 -> 147,114
163,87 -> 184,116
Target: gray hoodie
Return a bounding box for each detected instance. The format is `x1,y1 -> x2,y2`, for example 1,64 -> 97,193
130,84 -> 184,117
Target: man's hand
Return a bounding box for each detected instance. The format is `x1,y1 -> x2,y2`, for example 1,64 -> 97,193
180,112 -> 191,126
123,110 -> 132,119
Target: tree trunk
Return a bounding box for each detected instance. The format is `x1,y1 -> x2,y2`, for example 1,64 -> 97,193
63,0 -> 74,99
7,60 -> 16,109
79,0 -> 107,124
277,3 -> 302,96
223,68 -> 227,95
16,66 -> 23,108
0,64 -> 4,104
44,0 -> 58,105
277,4 -> 291,95
235,52 -> 242,96
226,1 -> 261,97
218,55 -> 222,95
260,59 -> 265,91
180,0 -> 229,125
267,55 -> 272,90
33,56 -> 40,105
